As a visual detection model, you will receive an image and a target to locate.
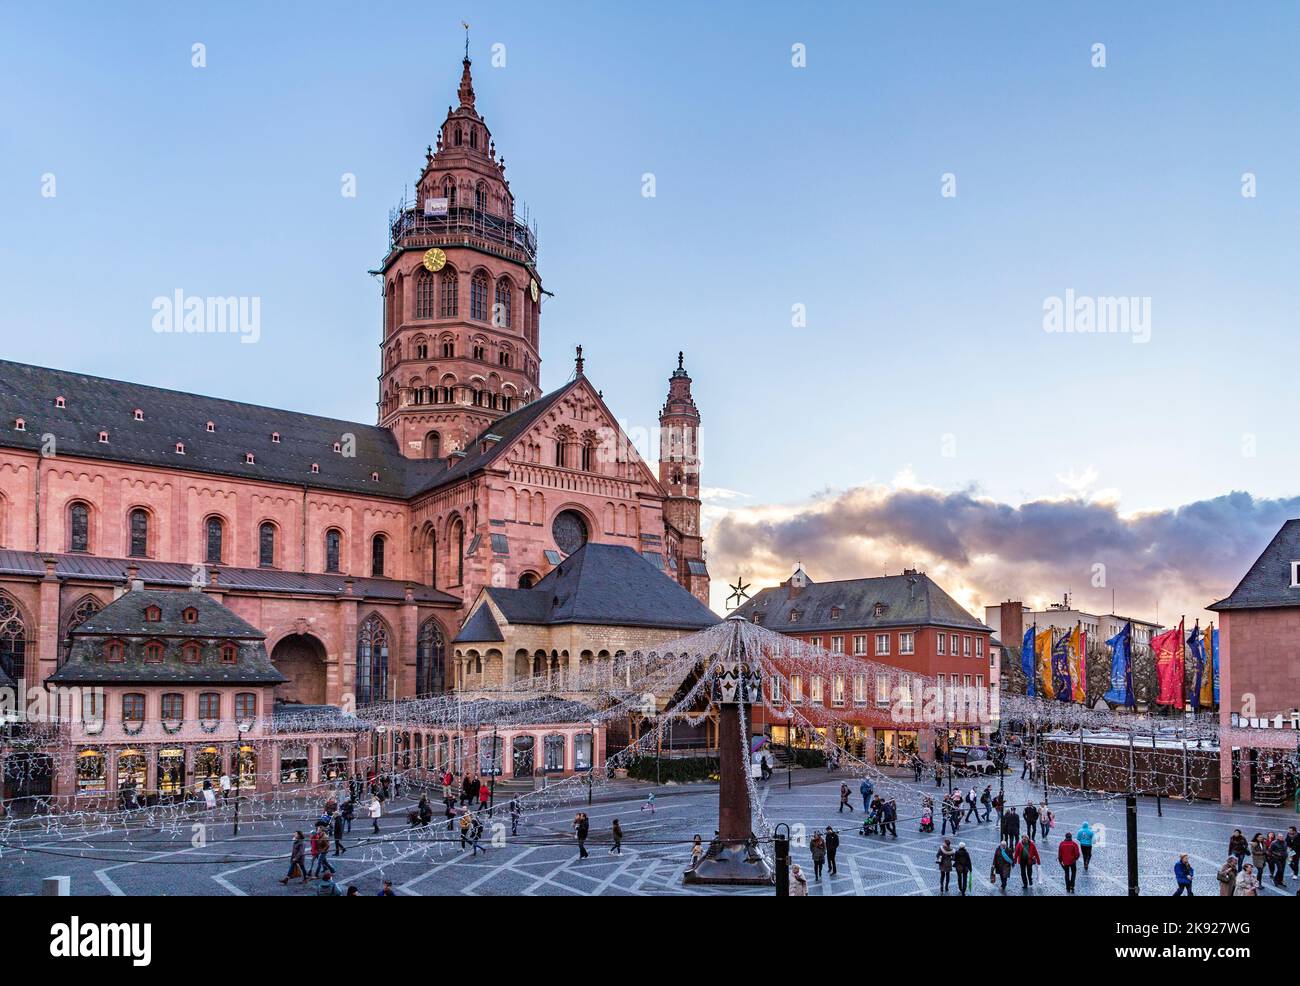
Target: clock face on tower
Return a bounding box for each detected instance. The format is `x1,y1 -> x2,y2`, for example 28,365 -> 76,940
529,278 -> 539,302
422,248 -> 447,272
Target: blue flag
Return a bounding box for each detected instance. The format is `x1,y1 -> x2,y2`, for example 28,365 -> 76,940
1210,626 -> 1220,703
1103,622 -> 1134,708
1188,625 -> 1206,711
1051,632 -> 1072,702
1020,626 -> 1036,698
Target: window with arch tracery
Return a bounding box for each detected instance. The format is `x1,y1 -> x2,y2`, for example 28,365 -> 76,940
494,279 -> 512,328
0,595 -> 28,684
450,518 -> 465,585
474,180 -> 488,210
61,595 -> 101,666
128,508 -> 149,558
416,618 -> 446,697
415,269 -> 436,319
356,615 -> 390,705
205,517 -> 224,564
69,502 -> 90,552
470,272 -> 489,321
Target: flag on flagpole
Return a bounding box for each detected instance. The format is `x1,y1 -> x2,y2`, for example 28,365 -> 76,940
1209,624 -> 1220,704
1051,629 -> 1072,702
1152,622 -> 1185,708
1036,626 -> 1055,700
1188,623 -> 1206,711
1068,622 -> 1086,703
1020,625 -> 1036,698
1103,621 -> 1134,707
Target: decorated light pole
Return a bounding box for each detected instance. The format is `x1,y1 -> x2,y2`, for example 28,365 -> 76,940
684,615 -> 773,886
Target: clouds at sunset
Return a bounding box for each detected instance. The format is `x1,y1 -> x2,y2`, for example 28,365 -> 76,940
704,485 -> 1300,628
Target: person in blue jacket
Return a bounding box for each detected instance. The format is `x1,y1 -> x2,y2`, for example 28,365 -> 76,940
859,778 -> 874,811
1076,822 -> 1095,871
1173,854 -> 1194,896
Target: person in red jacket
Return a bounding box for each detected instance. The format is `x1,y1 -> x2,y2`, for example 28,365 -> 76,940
1057,832 -> 1081,893
1013,835 -> 1040,889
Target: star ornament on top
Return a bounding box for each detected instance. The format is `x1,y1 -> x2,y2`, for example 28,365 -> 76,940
726,577 -> 751,610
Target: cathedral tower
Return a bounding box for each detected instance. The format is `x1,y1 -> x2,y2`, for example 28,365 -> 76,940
377,54 -> 543,459
659,353 -> 708,603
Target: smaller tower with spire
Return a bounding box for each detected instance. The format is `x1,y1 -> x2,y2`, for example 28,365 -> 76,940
659,352 -> 708,603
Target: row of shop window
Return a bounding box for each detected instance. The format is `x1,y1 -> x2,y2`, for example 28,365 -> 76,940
377,731 -> 595,776
82,691 -> 257,727
75,746 -> 354,795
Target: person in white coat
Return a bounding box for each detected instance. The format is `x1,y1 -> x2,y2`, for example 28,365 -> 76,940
790,863 -> 809,896
369,795 -> 383,834
219,773 -> 232,803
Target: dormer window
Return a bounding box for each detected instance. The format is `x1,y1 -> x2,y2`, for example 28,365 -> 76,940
105,640 -> 125,663
143,640 -> 165,663
14,418 -> 24,431
206,421 -> 215,433
333,442 -> 342,453
144,605 -> 162,623
788,610 -> 801,624
310,463 -> 319,474
245,453 -> 255,464
220,642 -> 239,665
873,603 -> 885,618
98,430 -> 109,443
175,441 -> 186,454
271,432 -> 280,443
830,607 -> 842,621
54,396 -> 65,409
370,471 -> 380,482
181,641 -> 202,664
1292,561 -> 1300,588
133,409 -> 144,421
182,607 -> 198,624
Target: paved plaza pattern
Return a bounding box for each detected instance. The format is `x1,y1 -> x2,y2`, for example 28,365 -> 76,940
1,771 -> 1297,896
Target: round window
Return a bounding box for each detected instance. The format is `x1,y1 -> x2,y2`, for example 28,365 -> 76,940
551,510 -> 588,555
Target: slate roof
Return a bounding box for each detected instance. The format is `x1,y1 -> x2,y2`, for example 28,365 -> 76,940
454,542 -> 718,641
456,604 -> 505,642
0,359 -> 578,502
1209,518 -> 1300,612
48,589 -> 286,685
0,550 -> 460,605
732,572 -> 988,633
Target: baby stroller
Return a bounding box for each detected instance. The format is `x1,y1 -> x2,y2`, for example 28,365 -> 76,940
860,811 -> 881,836
919,810 -> 934,833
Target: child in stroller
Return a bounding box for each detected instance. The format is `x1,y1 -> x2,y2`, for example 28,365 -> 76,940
919,796 -> 935,833
860,809 -> 881,836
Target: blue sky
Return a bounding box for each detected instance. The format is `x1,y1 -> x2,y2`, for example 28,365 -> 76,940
2,2 -> 1297,619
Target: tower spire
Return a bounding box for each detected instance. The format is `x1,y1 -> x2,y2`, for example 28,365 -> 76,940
458,22 -> 476,110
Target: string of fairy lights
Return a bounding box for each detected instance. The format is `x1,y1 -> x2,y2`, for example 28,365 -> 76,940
0,618 -> 1292,873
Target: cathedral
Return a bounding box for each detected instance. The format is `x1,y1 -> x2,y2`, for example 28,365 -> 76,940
0,54 -> 708,719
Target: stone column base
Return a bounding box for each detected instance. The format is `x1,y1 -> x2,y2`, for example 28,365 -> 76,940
682,840 -> 773,886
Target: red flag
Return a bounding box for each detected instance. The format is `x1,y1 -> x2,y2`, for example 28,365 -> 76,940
1152,622 -> 1185,708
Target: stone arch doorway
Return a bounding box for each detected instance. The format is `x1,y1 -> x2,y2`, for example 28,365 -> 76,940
270,633 -> 328,706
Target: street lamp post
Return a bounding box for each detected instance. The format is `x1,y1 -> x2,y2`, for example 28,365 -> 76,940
232,721 -> 250,837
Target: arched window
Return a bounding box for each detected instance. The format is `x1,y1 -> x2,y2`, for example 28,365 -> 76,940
443,176 -> 456,207
205,517 -> 224,564
494,278 -> 512,328
324,529 -> 341,573
425,431 -> 441,460
258,522 -> 276,568
470,271 -> 489,321
450,518 -> 465,585
68,502 -> 90,552
0,594 -> 27,684
581,440 -> 593,472
475,180 -> 488,211
416,618 -> 446,697
415,268 -> 435,319
356,615 -> 390,704
128,508 -> 149,558
371,533 -> 386,577
61,595 -> 101,666
518,572 -> 538,589
440,268 -> 458,318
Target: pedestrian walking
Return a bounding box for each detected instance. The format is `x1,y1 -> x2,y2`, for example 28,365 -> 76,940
510,798 -> 521,837
1001,804 -> 1020,847
459,810 -> 472,848
859,778 -> 873,811
936,838 -> 955,893
1235,862 -> 1260,896
1228,829 -> 1249,869
1013,835 -> 1040,889
979,785 -> 992,823
279,830 -> 308,884
839,782 -> 853,813
1172,854 -> 1194,896
219,772 -> 232,804
1038,801 -> 1053,843
575,811 -> 590,859
825,825 -> 839,875
790,863 -> 809,896
470,817 -> 485,856
641,792 -> 656,814
1249,833 -> 1266,875
989,842 -> 1014,892
310,827 -> 333,877
964,786 -> 978,823
610,818 -> 623,855
342,796 -> 355,833
954,842 -> 972,896
1077,821 -> 1095,870
1217,857 -> 1238,896
478,782 -> 491,816
369,794 -> 382,834
810,831 -> 826,881
882,798 -> 897,838
1057,832 -> 1080,893
332,808 -> 346,855
1022,801 -> 1039,842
